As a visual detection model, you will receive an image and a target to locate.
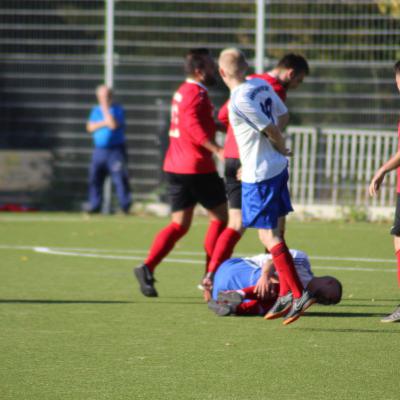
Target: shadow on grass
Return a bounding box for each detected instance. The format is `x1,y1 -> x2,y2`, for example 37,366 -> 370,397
305,311 -> 385,318
336,304 -> 395,308
298,327 -> 400,334
0,299 -> 133,304
343,298 -> 399,302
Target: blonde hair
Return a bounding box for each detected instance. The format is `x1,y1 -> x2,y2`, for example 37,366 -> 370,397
218,48 -> 248,78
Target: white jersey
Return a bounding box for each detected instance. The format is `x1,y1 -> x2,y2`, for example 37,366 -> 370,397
243,249 -> 314,288
229,78 -> 288,183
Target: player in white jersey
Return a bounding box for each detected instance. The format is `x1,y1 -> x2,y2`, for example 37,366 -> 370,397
208,250 -> 342,317
218,48 -> 315,325
229,77 -> 289,184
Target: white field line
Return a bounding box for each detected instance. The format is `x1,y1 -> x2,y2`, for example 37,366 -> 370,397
0,244 -> 395,264
0,243 -> 395,272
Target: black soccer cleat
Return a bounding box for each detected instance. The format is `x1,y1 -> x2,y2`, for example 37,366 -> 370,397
264,292 -> 293,320
283,289 -> 316,325
208,300 -> 233,316
133,264 -> 158,297
217,291 -> 244,308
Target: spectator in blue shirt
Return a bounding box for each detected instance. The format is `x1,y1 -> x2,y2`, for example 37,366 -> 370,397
86,85 -> 132,213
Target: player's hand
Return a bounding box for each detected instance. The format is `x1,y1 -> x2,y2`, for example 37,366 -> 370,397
203,288 -> 212,302
254,274 -> 271,300
236,167 -> 242,181
215,147 -> 225,162
202,272 -> 214,302
369,169 -> 385,196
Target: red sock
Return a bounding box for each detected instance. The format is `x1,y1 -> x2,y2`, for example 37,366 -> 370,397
204,220 -> 226,272
396,250 -> 400,288
144,222 -> 188,272
270,242 -> 303,298
236,300 -> 263,316
278,275 -> 290,297
240,286 -> 258,300
207,228 -> 242,273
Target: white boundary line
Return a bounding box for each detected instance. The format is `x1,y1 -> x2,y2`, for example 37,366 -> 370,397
0,243 -> 395,272
0,244 -> 395,264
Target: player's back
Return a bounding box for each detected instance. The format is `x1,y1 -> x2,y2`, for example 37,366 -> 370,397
163,80 -> 217,174
228,78 -> 288,183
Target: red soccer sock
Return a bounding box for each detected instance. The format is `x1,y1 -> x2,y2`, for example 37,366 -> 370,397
144,222 -> 188,272
207,228 -> 242,273
204,219 -> 226,273
270,242 -> 303,298
396,250 -> 400,288
241,286 -> 258,300
236,300 -> 263,316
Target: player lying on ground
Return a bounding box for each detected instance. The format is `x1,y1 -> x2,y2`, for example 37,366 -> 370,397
208,249 -> 342,317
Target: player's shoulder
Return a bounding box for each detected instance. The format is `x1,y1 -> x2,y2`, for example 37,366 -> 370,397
112,103 -> 124,113
290,249 -> 309,261
179,80 -> 208,103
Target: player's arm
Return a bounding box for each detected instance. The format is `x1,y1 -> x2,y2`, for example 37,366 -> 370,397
185,94 -> 224,161
262,123 -> 290,156
254,259 -> 278,299
272,90 -> 289,131
277,112 -> 289,132
201,140 -> 224,161
369,151 -> 400,196
86,106 -> 119,133
86,120 -> 109,133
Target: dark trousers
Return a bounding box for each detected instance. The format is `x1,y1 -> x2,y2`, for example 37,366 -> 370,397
88,146 -> 132,212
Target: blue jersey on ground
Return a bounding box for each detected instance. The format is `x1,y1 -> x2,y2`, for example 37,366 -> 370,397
212,258 -> 262,301
212,250 -> 313,301
88,104 -> 126,148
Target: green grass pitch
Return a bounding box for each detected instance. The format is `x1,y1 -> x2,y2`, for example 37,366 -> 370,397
0,213 -> 399,400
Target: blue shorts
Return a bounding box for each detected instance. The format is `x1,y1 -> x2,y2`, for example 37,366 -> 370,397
241,168 -> 293,229
212,258 -> 262,301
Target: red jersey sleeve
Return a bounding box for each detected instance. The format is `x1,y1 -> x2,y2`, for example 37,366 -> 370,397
217,100 -> 230,129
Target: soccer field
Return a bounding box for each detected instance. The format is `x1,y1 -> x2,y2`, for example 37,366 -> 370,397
0,213 -> 399,400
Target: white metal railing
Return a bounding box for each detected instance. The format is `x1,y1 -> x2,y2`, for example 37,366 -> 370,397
287,126 -> 397,207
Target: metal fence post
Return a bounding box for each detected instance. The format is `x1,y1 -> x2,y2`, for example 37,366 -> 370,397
255,0 -> 265,73
102,0 -> 115,214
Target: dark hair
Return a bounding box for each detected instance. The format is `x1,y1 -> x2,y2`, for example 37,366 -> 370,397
184,48 -> 211,76
394,60 -> 400,73
277,53 -> 309,75
331,278 -> 343,305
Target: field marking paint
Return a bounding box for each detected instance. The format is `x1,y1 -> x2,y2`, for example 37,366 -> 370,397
32,247 -> 398,272
33,247 -> 201,264
0,243 -> 395,272
0,243 -> 395,263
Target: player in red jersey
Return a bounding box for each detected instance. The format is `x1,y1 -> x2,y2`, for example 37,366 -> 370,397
202,54 -> 309,294
134,49 -> 227,297
369,60 -> 400,323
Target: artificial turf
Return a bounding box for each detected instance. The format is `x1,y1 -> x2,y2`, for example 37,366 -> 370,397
0,213 -> 399,400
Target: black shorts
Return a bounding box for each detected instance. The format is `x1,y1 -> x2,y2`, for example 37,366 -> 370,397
224,158 -> 242,209
166,172 -> 226,212
390,193 -> 400,236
